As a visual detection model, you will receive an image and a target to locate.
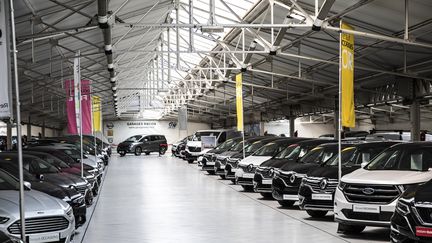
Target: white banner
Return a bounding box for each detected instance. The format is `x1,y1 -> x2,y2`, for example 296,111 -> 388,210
74,52 -> 81,131
0,1 -> 11,118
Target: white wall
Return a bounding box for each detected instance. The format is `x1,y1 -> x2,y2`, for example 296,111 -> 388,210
294,119 -> 375,138
103,120 -> 210,145
262,120 -> 290,136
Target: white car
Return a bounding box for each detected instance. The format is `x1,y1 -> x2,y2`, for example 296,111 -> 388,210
234,138 -> 294,190
334,142 -> 432,234
0,169 -> 75,242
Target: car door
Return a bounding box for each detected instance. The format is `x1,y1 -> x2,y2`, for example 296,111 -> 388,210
139,136 -> 150,152
151,136 -> 160,152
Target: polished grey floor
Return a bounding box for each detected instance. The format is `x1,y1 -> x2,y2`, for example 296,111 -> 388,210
82,154 -> 389,243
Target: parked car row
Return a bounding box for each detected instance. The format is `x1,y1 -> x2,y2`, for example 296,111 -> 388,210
0,135 -> 111,243
175,133 -> 432,242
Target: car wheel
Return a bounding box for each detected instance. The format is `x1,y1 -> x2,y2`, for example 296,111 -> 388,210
260,192 -> 273,199
219,175 -> 226,179
134,147 -> 142,156
145,152 -> 151,155
92,182 -> 99,196
306,210 -> 327,218
241,185 -> 254,191
277,200 -> 294,207
337,223 -> 365,234
159,147 -> 167,155
119,151 -> 126,157
85,191 -> 94,206
207,171 -> 215,175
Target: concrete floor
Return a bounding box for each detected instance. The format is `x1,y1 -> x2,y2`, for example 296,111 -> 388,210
82,154 -> 390,243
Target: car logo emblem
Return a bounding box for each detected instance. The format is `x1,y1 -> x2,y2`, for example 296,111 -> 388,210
289,174 -> 296,183
268,168 -> 274,177
362,187 -> 375,195
320,179 -> 328,190
247,164 -> 254,172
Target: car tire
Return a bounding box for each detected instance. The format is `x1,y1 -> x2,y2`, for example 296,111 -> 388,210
119,151 -> 126,157
219,175 -> 226,179
337,223 -> 366,234
241,185 -> 254,191
260,192 -> 273,199
145,152 -> 151,155
277,200 -> 294,207
134,147 -> 142,156
159,147 -> 167,155
306,210 -> 327,218
207,171 -> 215,175
85,191 -> 94,206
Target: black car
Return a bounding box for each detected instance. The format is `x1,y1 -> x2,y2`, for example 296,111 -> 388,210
272,143 -> 350,207
391,180 -> 432,242
298,142 -> 398,218
117,134 -> 168,156
200,137 -> 244,176
0,153 -> 94,205
254,139 -> 334,198
172,136 -> 192,157
223,137 -> 281,181
0,166 -> 87,228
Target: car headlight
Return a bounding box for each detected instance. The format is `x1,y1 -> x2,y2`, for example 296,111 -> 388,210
72,196 -> 85,205
65,207 -> 73,217
338,181 -> 347,191
0,216 -> 9,224
396,198 -> 411,216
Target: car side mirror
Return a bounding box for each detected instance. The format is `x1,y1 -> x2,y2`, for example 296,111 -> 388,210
24,181 -> 31,189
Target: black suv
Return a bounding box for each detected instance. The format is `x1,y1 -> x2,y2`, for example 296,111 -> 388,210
117,134 -> 167,156
298,142 -> 398,218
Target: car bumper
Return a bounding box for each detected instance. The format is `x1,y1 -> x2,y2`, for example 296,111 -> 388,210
214,160 -> 226,175
271,175 -> 301,201
298,184 -> 334,211
253,173 -> 273,193
235,169 -> 255,186
334,187 -> 395,227
201,158 -> 216,171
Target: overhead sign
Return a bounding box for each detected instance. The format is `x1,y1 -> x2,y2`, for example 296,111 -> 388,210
236,73 -> 244,131
0,1 -> 11,118
340,21 -> 355,128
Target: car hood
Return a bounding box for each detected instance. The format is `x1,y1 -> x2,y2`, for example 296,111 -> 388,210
409,180 -> 432,203
41,173 -> 87,188
259,158 -> 295,168
239,156 -> 272,166
342,168 -> 432,185
279,162 -> 321,175
30,181 -> 69,199
307,165 -> 360,179
0,190 -> 68,218
118,141 -> 134,147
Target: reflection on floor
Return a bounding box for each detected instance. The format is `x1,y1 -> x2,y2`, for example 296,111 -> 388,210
82,154 -> 389,243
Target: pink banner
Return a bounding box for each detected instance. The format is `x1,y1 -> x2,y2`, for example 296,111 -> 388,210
81,80 -> 92,135
65,80 -> 92,135
65,80 -> 77,134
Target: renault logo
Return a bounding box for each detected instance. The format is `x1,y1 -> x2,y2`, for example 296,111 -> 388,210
320,179 -> 328,190
362,187 -> 375,195
289,174 -> 296,183
247,164 -> 254,172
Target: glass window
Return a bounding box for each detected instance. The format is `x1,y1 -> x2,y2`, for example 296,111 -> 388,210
218,132 -> 227,143
274,145 -> 299,159
0,170 -> 19,190
126,135 -> 142,142
253,142 -> 283,156
366,147 -> 432,171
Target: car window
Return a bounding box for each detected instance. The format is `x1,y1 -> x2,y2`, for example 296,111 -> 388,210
0,170 -> 19,190
126,135 -> 142,142
253,142 -> 284,156
218,132 -> 227,143
366,147 -> 432,171
26,157 -> 59,174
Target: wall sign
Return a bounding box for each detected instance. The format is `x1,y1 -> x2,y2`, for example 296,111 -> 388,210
0,1 -> 11,119
126,122 -> 156,129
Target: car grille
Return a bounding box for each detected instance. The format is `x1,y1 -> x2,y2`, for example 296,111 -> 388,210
255,167 -> 272,178
8,216 -> 69,234
188,146 -> 201,152
414,206 -> 432,224
75,184 -> 88,195
303,177 -> 338,193
343,184 -> 400,204
341,209 -> 393,222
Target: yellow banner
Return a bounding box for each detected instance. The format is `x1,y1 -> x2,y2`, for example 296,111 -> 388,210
236,73 -> 244,131
341,21 -> 355,128
92,96 -> 102,132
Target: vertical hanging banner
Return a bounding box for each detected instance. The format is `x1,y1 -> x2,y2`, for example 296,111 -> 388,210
74,54 -> 81,132
0,0 -> 12,118
92,96 -> 102,132
236,73 -> 244,131
340,21 -> 355,128
80,80 -> 92,134
65,80 -> 78,134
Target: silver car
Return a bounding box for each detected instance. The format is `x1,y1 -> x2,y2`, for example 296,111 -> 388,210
0,170 -> 75,243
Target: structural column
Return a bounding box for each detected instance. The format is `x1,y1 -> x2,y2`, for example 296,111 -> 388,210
289,116 -> 295,137
41,121 -> 46,138
410,100 -> 420,141
27,116 -> 31,141
6,122 -> 12,150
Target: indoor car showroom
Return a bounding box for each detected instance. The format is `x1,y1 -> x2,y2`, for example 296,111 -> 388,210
1,0 -> 432,242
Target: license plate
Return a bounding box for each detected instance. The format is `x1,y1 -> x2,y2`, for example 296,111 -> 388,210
220,165 -> 225,169
311,193 -> 332,200
29,233 -> 60,243
206,162 -> 215,166
283,194 -> 299,200
416,227 -> 432,237
243,173 -> 254,178
262,179 -> 272,185
353,204 -> 380,213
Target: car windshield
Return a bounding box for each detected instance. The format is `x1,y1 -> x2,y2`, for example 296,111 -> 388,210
62,149 -> 81,160
245,141 -> 266,153
326,147 -> 356,166
40,154 -> 70,169
253,142 -> 284,156
24,157 -> 60,174
366,147 -> 432,171
192,132 -> 221,141
274,144 -> 299,159
125,135 -> 142,142
0,170 -> 19,190
300,147 -> 335,164
216,139 -> 236,150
